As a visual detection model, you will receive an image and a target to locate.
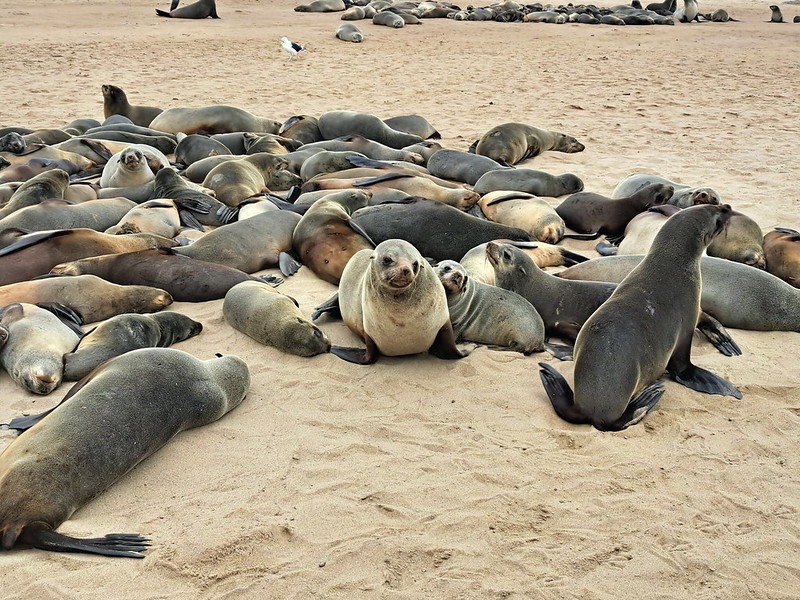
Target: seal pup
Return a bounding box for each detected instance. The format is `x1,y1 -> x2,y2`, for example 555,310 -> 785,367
459,240 -> 588,285
538,204 -> 740,431
336,22 -> 365,41
0,303 -> 81,395
0,348 -> 249,558
101,85 -> 163,127
373,11 -> 406,27
0,169 -> 70,220
63,311 -> 203,380
768,5 -> 784,22
478,191 -> 565,243
435,260 -> 545,354
555,183 -> 674,237
100,146 -> 163,188
317,111 -> 424,149
223,281 -> 330,357
474,168 -> 584,197
172,209 -> 301,275
473,123 -> 585,165
149,106 -> 280,135
763,228 -> 800,288
0,275 -> 173,323
352,197 -> 532,261
330,239 -> 471,364
156,0 -> 220,18
292,189 -> 375,284
611,173 -> 720,208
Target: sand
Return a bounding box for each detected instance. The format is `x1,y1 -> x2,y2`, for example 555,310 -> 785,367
1,0 -> 800,597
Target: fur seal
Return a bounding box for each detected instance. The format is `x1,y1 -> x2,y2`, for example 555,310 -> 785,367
292,189 -> 374,284
302,135 -> 424,164
426,148 -> 508,186
0,348 -> 248,558
279,115 -> 322,145
299,150 -> 370,181
0,132 -> 26,154
0,198 -> 136,233
0,229 -> 176,286
612,173 -> 720,208
156,0 -> 220,18
336,22 -> 365,41
435,260 -> 545,354
615,205 -> 680,255
674,0 -> 699,21
0,169 -> 70,220
50,249 -> 282,302
63,311 -> 203,381
223,281 -> 330,356
459,240 -> 587,285
706,210 -> 766,269
172,209 -> 301,274
0,303 -> 81,395
351,197 -> 533,261
101,85 -> 163,127
768,4 -> 784,22
763,228 -> 800,288
474,123 -> 585,165
473,168 -> 584,197
105,199 -> 182,237
383,115 -> 441,140
478,191 -> 565,243
0,158 -> 85,184
294,0 -> 346,11
174,133 -> 231,166
555,183 -> 674,236
538,204 -> 739,431
149,106 -> 280,135
99,145 -> 168,188
202,153 -> 288,207
331,239 -> 470,364
317,111 -> 424,149
152,168 -> 238,227
0,275 -> 173,323
372,11 -> 406,27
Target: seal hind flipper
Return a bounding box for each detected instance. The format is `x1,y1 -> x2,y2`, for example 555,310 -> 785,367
178,209 -> 205,231
352,172 -> 414,187
312,293 -> 341,321
561,232 -> 601,241
267,197 -> 310,214
256,274 -> 284,288
69,166 -> 104,182
79,139 -> 114,162
0,229 -> 73,258
545,342 -> 573,361
279,251 -> 302,276
668,363 -> 743,399
596,382 -> 665,432
557,247 -> 589,265
467,205 -> 487,219
35,302 -> 85,337
20,528 -> 149,559
538,362 -> 592,425
346,155 -> 389,170
155,8 -> 173,16
429,322 -> 471,359
696,312 -> 742,357
174,196 -> 212,214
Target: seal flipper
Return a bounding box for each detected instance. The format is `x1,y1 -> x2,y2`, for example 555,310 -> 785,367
267,197 -> 310,214
595,240 -> 619,256
256,274 -> 284,288
467,205 -> 487,219
773,226 -> 800,236
538,362 -> 591,425
595,381 -> 664,432
429,322 -> 470,359
545,342 -> 573,361
330,335 -> 380,364
178,209 -> 205,231
20,528 -> 149,559
36,302 -> 85,338
312,293 -> 340,321
345,217 -> 377,247
352,172 -> 413,187
278,251 -> 302,276
696,312 -> 741,357
155,8 -> 173,16
346,155 -> 390,170
667,331 -> 742,398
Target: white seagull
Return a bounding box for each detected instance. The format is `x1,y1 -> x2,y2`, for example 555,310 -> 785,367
281,37 -> 306,60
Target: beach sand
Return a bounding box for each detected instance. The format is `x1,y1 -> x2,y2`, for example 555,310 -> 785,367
1,0 -> 799,597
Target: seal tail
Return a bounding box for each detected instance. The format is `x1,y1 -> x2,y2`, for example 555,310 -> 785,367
538,362 -> 592,425
155,8 -> 173,16
21,528 -> 150,559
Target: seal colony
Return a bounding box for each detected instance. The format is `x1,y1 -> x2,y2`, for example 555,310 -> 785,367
0,3 -> 792,584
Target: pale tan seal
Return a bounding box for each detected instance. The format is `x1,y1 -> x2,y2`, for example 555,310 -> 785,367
63,311 -> 203,380
706,210 -> 766,269
0,303 -> 81,395
763,228 -> 800,288
478,191 -> 565,243
223,281 -> 330,357
435,260 -> 545,354
474,122 -> 585,165
336,22 -> 365,42
0,198 -> 136,233
538,204 -> 740,431
148,105 -> 281,135
0,348 -> 249,558
329,239 -> 471,364
105,199 -> 182,237
99,145 -> 169,188
459,240 -> 588,285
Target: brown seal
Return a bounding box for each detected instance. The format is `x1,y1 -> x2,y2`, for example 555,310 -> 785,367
474,122 -> 585,165
0,348 -> 249,558
0,197 -> 136,233
706,210 -> 766,269
148,105 -> 280,135
101,85 -> 163,127
763,228 -> 800,288
156,0 -> 220,18
201,153 -> 289,207
537,204 -> 740,431
317,110 -> 424,149
555,183 -> 674,237
223,281 -> 330,356
0,169 -> 70,220
0,275 -> 173,323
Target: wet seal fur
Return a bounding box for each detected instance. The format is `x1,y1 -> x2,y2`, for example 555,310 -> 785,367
538,204 -> 741,431
0,348 -> 249,558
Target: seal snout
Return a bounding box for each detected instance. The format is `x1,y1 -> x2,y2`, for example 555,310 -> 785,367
23,369 -> 60,395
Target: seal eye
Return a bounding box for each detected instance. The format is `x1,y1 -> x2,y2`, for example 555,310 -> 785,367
503,249 -> 512,261
382,256 -> 393,266
412,261 -> 419,273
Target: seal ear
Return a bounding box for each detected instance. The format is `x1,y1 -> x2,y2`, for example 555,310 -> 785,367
0,303 -> 25,324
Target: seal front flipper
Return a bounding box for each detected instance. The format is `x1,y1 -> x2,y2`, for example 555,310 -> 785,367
346,155 -> 390,170
178,209 -> 205,231
545,342 -> 573,361
668,362 -> 743,399
35,302 -> 85,338
429,322 -> 471,359
538,362 -> 591,425
20,528 -> 150,559
352,172 -> 413,187
312,293 -> 340,321
279,251 -> 302,276
696,312 -> 742,357
256,274 -> 284,288
155,8 -> 173,16
595,240 -> 619,256
346,218 -> 377,247
330,336 -> 379,364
